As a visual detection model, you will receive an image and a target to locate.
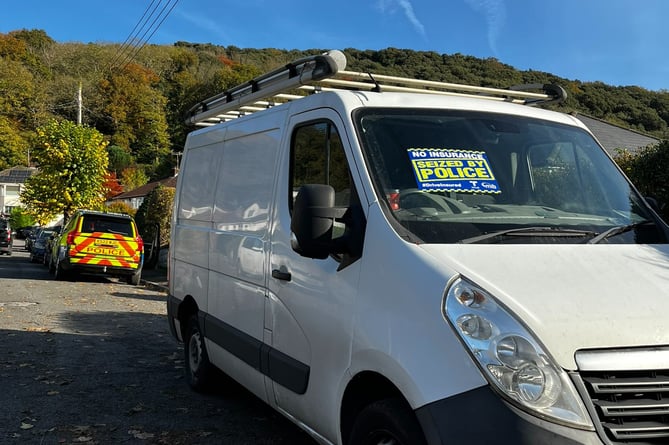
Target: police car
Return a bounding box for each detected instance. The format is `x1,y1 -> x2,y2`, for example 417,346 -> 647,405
50,210 -> 144,285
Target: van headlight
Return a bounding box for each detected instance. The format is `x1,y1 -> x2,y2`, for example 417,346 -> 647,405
444,277 -> 593,429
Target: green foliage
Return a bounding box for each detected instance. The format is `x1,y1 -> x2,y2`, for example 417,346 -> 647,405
0,116 -> 29,169
613,142 -> 669,221
96,63 -> 170,166
105,201 -> 136,217
9,206 -> 34,229
106,145 -> 134,175
135,185 -> 174,247
21,119 -> 109,224
120,166 -> 149,191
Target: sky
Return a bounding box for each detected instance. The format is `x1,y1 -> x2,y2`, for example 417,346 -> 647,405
2,0 -> 669,91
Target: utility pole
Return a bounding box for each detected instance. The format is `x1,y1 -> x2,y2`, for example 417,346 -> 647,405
77,82 -> 83,125
172,151 -> 182,176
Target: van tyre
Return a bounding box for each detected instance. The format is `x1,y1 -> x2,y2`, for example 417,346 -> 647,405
184,315 -> 214,392
348,398 -> 427,445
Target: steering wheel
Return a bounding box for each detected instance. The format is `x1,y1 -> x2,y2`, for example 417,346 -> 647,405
399,189 -> 463,215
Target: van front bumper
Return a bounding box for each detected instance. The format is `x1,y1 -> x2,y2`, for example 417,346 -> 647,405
415,386 -> 602,445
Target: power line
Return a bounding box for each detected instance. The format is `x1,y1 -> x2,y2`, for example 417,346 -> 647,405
108,0 -> 160,69
118,0 -> 181,69
109,0 -> 180,71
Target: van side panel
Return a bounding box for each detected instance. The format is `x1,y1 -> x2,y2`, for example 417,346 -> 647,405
205,112 -> 283,402
171,130 -> 224,309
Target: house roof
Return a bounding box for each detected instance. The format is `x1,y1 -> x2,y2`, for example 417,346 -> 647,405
574,114 -> 660,156
0,166 -> 38,184
111,176 -> 177,200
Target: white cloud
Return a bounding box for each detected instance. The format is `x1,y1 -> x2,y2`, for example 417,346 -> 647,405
464,0 -> 506,55
377,0 -> 427,38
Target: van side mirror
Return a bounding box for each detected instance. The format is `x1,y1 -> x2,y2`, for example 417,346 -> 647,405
291,184 -> 336,259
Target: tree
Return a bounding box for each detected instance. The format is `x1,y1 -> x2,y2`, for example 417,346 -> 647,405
107,144 -> 134,175
9,206 -> 34,230
96,63 -> 170,166
120,166 -> 148,191
102,171 -> 124,199
0,116 -> 30,169
21,120 -> 109,224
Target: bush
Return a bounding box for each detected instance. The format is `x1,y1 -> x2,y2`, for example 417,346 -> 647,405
614,141 -> 669,221
105,201 -> 136,217
135,185 -> 174,247
9,207 -> 35,229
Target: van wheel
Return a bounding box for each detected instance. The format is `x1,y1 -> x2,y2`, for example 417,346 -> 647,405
184,315 -> 214,392
348,398 -> 427,445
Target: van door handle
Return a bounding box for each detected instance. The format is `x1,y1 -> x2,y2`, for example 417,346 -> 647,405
271,269 -> 292,281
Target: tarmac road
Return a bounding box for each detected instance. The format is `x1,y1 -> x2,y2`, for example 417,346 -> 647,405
0,240 -> 316,445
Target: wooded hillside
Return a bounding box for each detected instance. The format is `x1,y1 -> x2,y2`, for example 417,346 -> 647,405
2,29 -> 667,185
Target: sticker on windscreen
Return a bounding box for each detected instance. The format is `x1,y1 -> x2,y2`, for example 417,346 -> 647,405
408,148 -> 501,193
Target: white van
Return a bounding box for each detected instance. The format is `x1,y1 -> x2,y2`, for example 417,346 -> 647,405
167,50 -> 669,445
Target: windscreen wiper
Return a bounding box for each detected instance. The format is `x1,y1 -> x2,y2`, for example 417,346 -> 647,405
587,221 -> 654,244
458,227 -> 597,244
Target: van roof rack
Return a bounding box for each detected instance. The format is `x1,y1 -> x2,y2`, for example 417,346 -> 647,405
186,50 -> 567,127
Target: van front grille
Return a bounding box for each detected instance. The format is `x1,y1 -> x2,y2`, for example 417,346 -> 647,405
579,370 -> 669,444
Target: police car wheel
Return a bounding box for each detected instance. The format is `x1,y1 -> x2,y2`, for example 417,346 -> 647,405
184,315 -> 214,392
127,268 -> 141,285
54,258 -> 70,281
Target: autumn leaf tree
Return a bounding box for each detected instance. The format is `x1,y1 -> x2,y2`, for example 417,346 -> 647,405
96,63 -> 170,167
21,120 -> 109,225
102,171 -> 124,199
120,166 -> 149,191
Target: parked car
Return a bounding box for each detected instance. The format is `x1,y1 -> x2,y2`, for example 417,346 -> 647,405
24,226 -> 39,252
0,219 -> 12,255
42,226 -> 61,266
29,228 -> 56,263
16,225 -> 37,240
50,210 -> 143,284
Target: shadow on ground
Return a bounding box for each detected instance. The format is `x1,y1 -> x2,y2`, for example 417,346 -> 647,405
0,309 -> 316,445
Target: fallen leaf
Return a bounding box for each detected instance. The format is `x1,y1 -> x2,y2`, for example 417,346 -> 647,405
129,429 -> 155,440
25,327 -> 50,332
128,404 -> 144,414
47,390 -> 60,396
20,422 -> 34,430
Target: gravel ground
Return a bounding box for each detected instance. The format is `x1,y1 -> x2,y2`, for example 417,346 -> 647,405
0,241 -> 316,445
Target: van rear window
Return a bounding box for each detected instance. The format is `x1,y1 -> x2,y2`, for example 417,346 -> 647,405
81,215 -> 133,237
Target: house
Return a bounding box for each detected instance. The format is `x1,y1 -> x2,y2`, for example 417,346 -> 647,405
574,114 -> 661,156
0,166 -> 38,215
108,176 -> 177,210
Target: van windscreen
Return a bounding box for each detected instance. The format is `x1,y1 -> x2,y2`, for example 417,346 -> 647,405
355,109 -> 668,244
